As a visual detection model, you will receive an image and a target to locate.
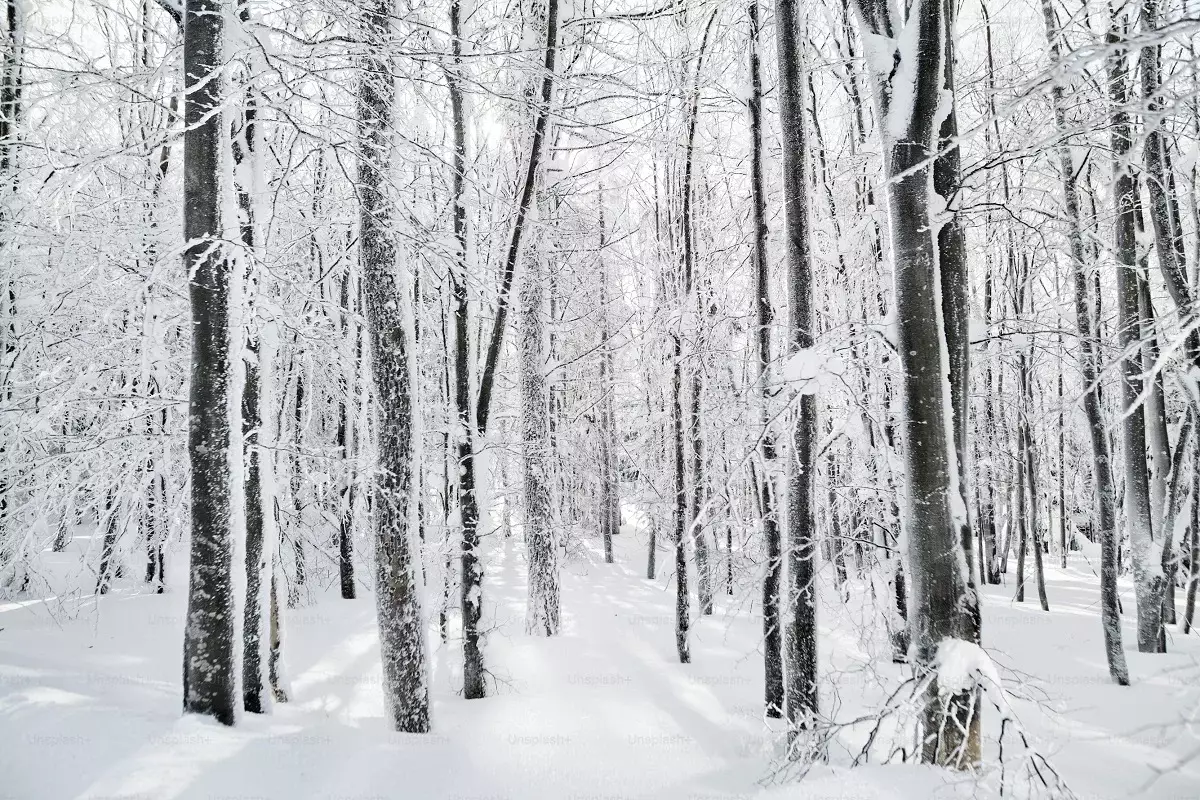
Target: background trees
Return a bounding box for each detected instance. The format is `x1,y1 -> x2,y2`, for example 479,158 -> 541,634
2,0 -> 1199,779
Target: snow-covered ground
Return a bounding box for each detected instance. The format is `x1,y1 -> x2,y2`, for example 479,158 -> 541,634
2,522 -> 1199,800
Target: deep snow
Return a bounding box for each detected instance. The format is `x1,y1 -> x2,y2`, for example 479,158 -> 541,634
2,519 -> 1200,800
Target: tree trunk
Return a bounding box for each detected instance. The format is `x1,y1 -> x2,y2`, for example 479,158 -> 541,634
181,0 -> 237,727
775,0 -> 818,753
458,0 -> 559,698
97,488 -> 120,595
598,208 -> 619,564
241,347 -> 265,713
1184,466 -> 1200,633
357,0 -> 430,732
849,0 -> 978,766
1108,15 -> 1163,654
748,0 -> 783,720
690,342 -> 712,616
521,247 -> 559,635
233,4 -> 269,713
336,269 -> 358,600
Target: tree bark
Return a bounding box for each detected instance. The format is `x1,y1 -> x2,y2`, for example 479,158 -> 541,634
848,0 -> 979,766
181,0 -> 237,727
357,0 -> 430,732
1108,13 -> 1163,654
521,244 -> 559,635
747,0 -> 783,720
336,269 -> 358,600
775,0 -> 818,753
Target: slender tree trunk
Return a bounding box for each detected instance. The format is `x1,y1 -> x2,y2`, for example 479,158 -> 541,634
458,0 -> 559,697
670,10 -> 717,667
1139,280 -> 1175,625
357,0 -> 430,732
0,0 -> 23,556
241,346 -> 266,712
1058,332 -> 1067,569
934,0 -> 982,760
1016,425 -> 1027,604
289,357 -> 307,606
671,331 -> 690,664
1023,359 -> 1050,612
690,333 -> 713,616
521,245 -> 559,635
775,0 -> 818,753
598,207 -> 619,564
232,3 -> 269,713
748,0 -> 783,720
97,489 -> 120,594
336,270 -> 358,600
1161,414 -> 1193,626
1184,466 -> 1200,633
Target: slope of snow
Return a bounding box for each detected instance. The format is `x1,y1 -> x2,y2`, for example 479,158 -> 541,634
2,521 -> 1199,799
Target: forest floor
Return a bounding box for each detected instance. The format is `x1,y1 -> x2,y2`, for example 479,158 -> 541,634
2,517 -> 1200,800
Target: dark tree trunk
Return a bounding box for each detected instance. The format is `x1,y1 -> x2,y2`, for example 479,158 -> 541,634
670,9 -> 717,667
181,0 -> 237,727
775,0 -> 818,752
671,332 -> 690,664
849,0 -> 979,766
336,270 -> 358,600
598,208 -> 619,564
933,2 -> 982,759
242,347 -> 265,713
97,489 -> 120,595
457,0 -> 559,698
233,2 -> 268,714
446,0 -> 485,698
690,348 -> 712,616
1184,466 -> 1200,633
289,358 -> 307,606
747,0 -> 783,720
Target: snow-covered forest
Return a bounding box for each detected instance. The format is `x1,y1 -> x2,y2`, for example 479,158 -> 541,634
3,0 -> 1200,796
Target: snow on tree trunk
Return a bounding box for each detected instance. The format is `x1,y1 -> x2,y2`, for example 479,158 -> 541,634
181,0 -> 238,727
849,0 -> 979,767
521,245 -> 559,636
1107,14 -> 1164,655
231,0 -> 270,713
356,0 -> 431,733
774,0 -> 818,755
336,268 -> 358,600
689,340 -> 712,616
747,0 -> 783,720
